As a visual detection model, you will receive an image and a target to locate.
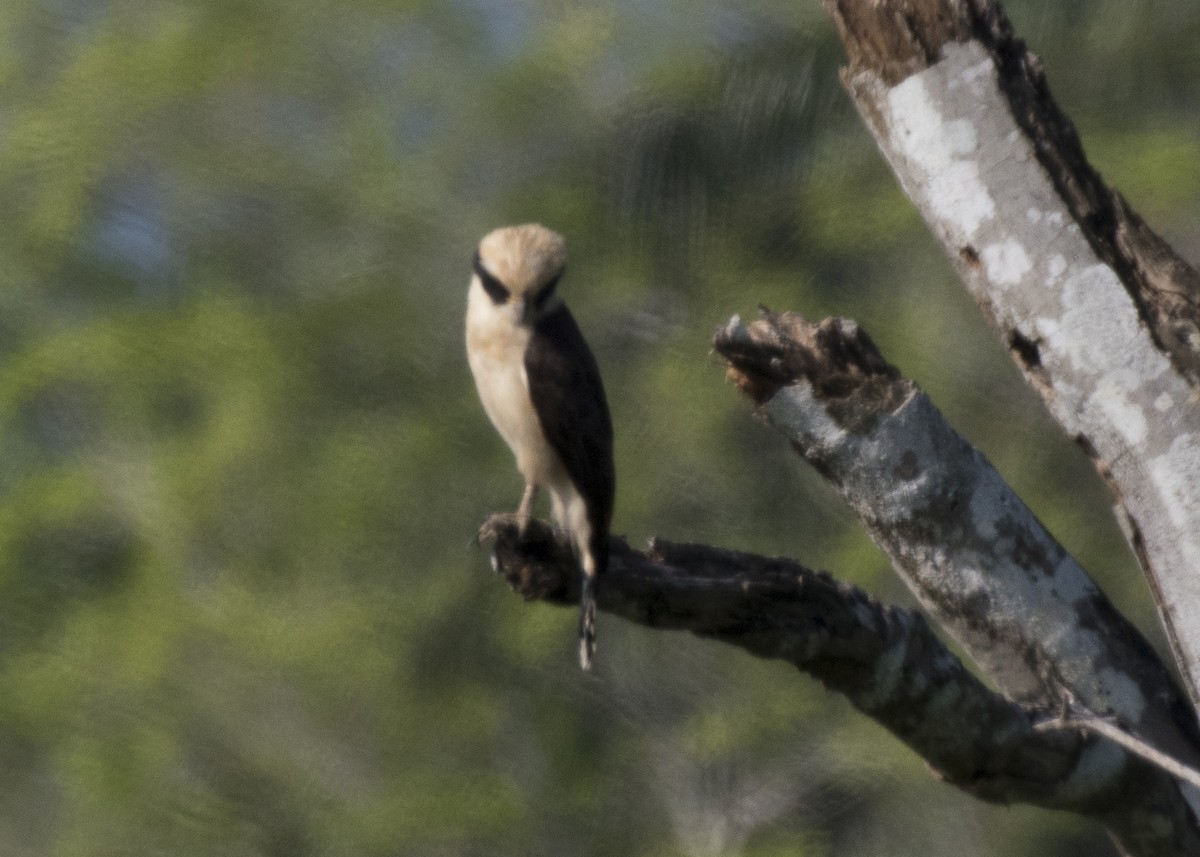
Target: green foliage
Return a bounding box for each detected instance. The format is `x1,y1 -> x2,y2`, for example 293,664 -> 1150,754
0,0 -> 1194,854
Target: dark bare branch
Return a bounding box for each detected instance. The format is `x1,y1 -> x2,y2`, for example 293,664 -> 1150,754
477,514 -> 1200,856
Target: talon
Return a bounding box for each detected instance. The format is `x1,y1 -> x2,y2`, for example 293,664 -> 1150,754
475,514 -> 499,544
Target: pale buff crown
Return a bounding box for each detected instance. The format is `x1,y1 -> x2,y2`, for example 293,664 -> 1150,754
477,224 -> 567,296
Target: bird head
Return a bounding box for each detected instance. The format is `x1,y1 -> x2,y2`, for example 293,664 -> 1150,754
472,224 -> 566,327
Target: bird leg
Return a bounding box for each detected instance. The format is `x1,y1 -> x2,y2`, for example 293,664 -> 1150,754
516,483 -> 539,533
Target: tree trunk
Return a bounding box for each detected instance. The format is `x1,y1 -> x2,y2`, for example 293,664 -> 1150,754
821,0 -> 1200,712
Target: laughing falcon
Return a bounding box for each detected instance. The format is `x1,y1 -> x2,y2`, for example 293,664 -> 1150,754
465,224 -> 615,671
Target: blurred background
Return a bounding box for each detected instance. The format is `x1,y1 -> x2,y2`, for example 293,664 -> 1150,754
0,0 -> 1198,854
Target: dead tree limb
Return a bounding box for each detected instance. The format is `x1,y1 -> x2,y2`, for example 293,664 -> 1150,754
478,514 -> 1200,856
819,0 -> 1200,707
712,311 -> 1198,755
712,308 -> 1200,854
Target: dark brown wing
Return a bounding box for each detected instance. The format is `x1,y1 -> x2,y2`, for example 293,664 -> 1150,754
525,304 -> 615,572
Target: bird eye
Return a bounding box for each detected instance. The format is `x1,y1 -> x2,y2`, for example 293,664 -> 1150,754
473,252 -> 510,304
533,269 -> 563,311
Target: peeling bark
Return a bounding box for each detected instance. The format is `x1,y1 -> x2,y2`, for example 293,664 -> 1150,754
821,0 -> 1200,711
478,514 -> 1200,856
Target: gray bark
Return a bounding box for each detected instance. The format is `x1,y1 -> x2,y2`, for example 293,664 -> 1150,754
714,312 -> 1200,766
823,0 -> 1200,718
712,310 -> 1200,852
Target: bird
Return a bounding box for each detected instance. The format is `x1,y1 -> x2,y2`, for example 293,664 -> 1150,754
465,224 -> 615,671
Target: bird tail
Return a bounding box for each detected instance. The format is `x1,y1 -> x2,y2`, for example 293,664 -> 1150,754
578,574 -> 596,671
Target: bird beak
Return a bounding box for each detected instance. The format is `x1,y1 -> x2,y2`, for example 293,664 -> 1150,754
514,295 -> 532,325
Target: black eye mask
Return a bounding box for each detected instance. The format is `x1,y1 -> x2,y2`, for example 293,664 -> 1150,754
473,251 -> 510,304
533,269 -> 563,312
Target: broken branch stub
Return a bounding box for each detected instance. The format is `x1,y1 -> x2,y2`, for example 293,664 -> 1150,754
713,310 -> 1200,779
